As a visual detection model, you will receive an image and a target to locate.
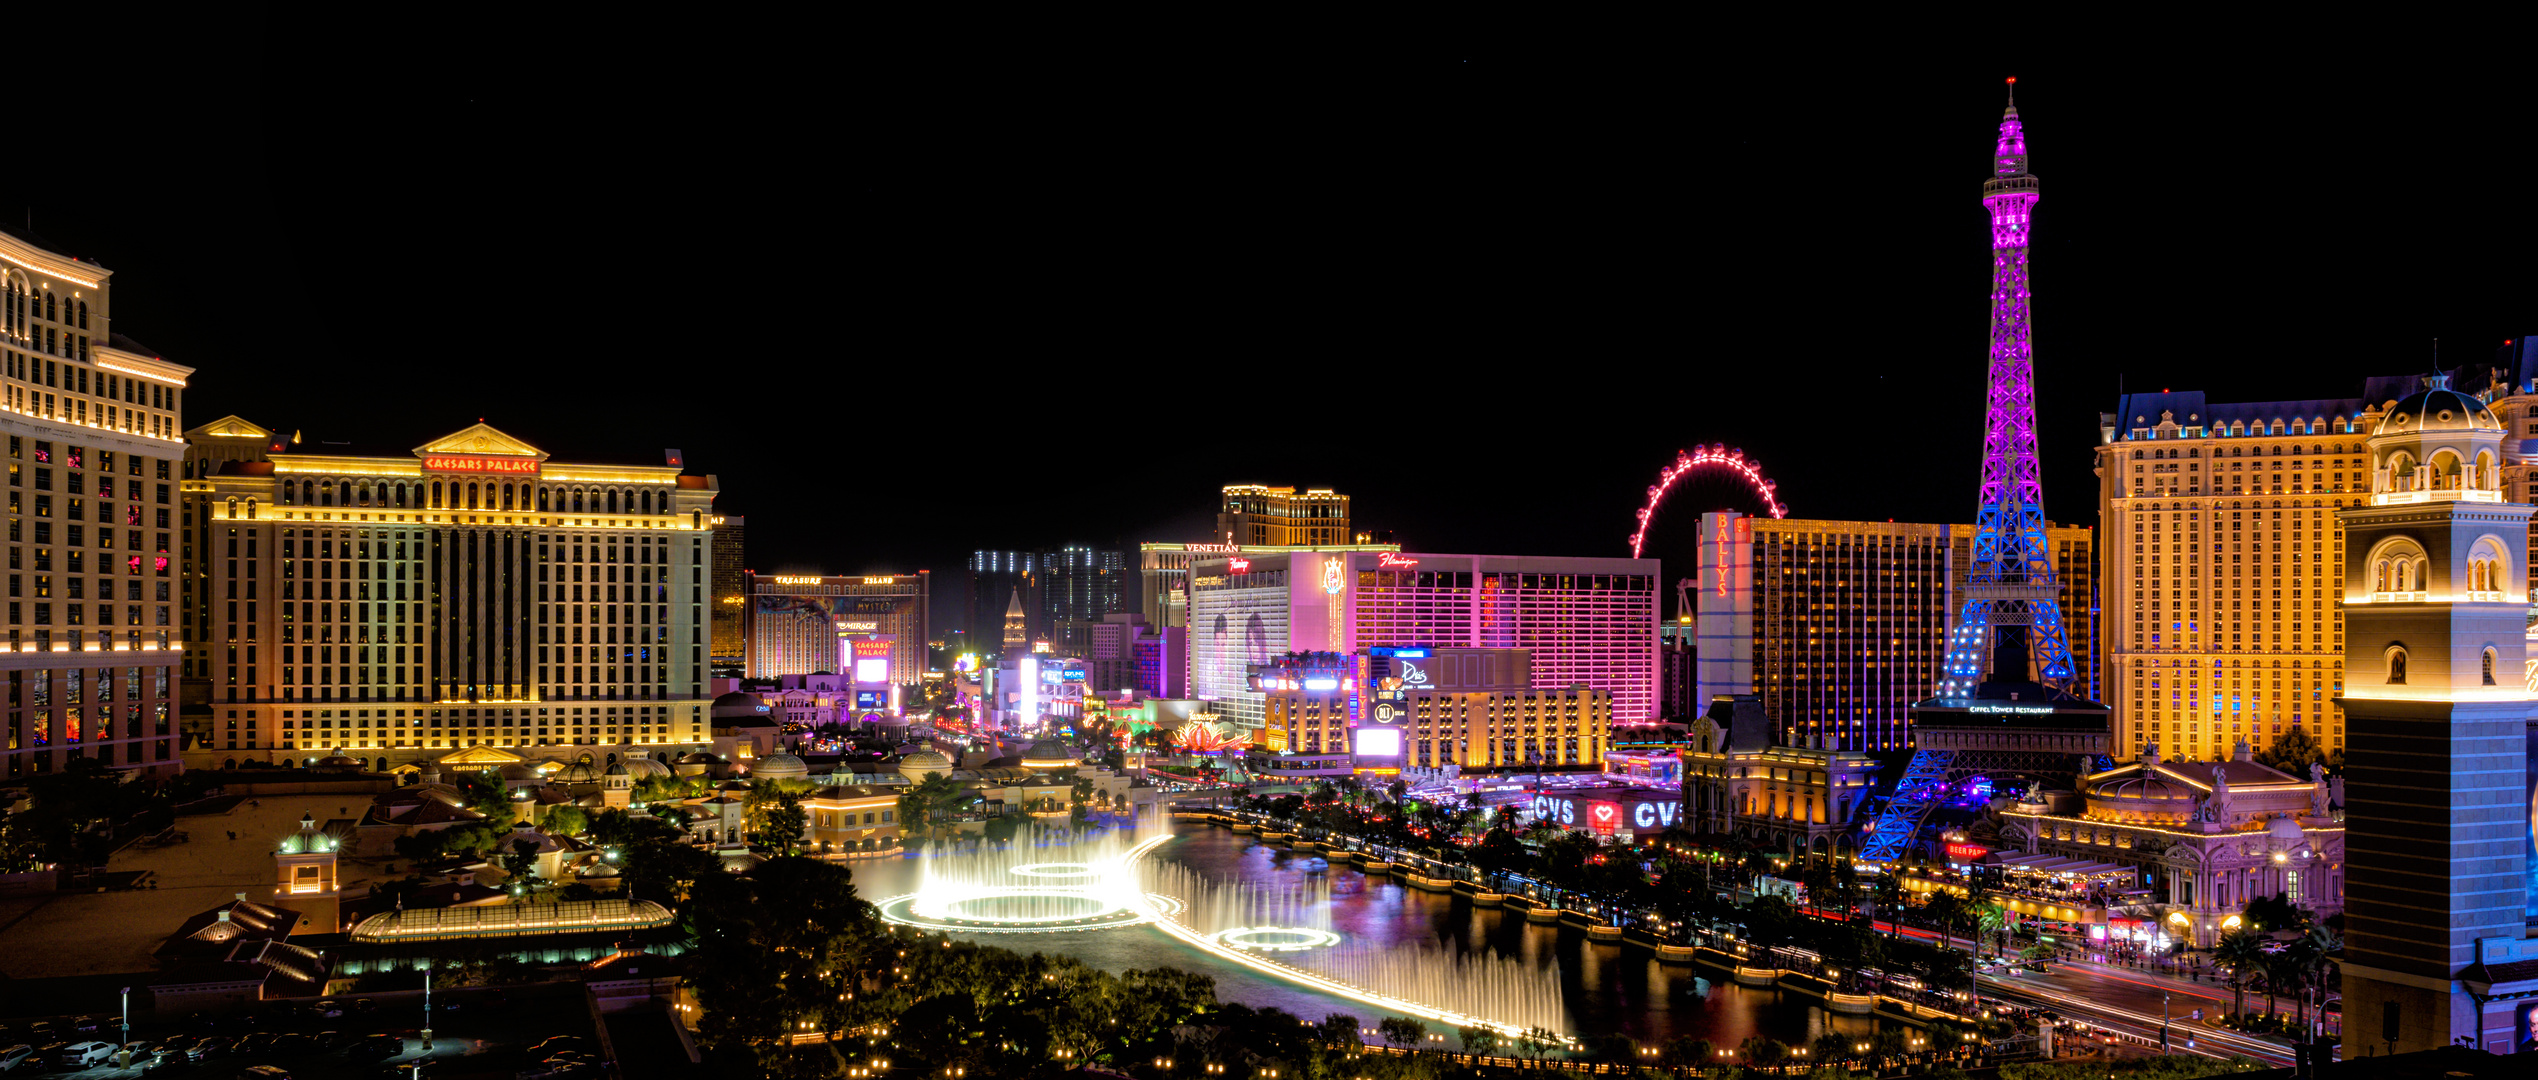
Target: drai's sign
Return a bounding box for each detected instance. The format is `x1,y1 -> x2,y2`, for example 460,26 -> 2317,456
1530,794 -> 1680,831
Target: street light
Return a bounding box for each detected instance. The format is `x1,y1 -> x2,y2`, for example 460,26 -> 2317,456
117,987 -> 130,1068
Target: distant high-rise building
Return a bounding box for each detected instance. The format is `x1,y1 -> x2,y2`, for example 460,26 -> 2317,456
1187,550 -> 1658,736
1691,512 -> 2091,752
1136,540 -> 1401,630
708,513 -> 745,672
966,546 -> 1131,655
744,572 -> 928,684
1001,591 -> 1026,653
1217,485 -> 1351,546
1,223 -> 191,775
1659,621 -> 1695,719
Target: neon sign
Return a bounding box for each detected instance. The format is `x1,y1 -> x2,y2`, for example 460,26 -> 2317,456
772,576 -> 825,585
1321,558 -> 1345,595
422,454 -> 540,475
1228,558 -> 1251,573
837,620 -> 880,631
1186,543 -> 1241,553
1945,843 -> 1989,861
1398,662 -> 1431,688
1970,705 -> 2055,715
864,576 -> 896,585
1377,552 -> 1419,569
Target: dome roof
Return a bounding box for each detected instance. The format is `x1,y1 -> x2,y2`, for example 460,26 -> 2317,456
622,757 -> 674,778
2265,814 -> 2306,841
1021,739 -> 1077,767
577,861 -> 621,878
2084,766 -> 2202,824
754,753 -> 809,780
316,754 -> 360,768
603,760 -> 629,776
557,762 -> 601,784
497,763 -> 537,782
676,752 -> 723,765
2375,376 -> 2501,437
898,750 -> 953,774
2089,773 -> 2197,802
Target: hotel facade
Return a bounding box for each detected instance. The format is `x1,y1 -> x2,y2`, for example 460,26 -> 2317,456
1187,550 -> 1658,735
0,224 -> 192,775
1694,512 -> 2092,753
182,423 -> 720,763
741,571 -> 927,685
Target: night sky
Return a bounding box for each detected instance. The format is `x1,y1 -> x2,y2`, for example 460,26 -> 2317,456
19,25 -> 2532,635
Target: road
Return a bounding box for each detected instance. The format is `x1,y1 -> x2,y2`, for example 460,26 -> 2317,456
1813,911 -> 2305,1067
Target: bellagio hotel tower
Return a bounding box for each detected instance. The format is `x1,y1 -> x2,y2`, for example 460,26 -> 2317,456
0,224 -> 192,776
185,421 -> 720,760
2096,363 -> 2538,764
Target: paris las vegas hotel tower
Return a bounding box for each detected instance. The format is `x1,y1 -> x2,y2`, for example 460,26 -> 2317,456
0,224 -> 191,776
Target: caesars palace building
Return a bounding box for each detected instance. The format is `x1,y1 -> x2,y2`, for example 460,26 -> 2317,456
183,420 -> 722,766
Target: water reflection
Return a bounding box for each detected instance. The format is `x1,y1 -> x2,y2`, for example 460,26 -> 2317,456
852,823 -> 1884,1044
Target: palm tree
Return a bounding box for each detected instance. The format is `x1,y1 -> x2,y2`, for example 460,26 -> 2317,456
1974,903 -> 2010,959
2288,924 -> 2340,1039
2213,928 -> 2267,1022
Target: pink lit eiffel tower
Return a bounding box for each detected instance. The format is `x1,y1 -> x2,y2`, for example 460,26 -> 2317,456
1940,77 -> 2075,697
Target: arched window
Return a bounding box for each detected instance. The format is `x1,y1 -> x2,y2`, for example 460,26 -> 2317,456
538,487 -> 550,512
2482,648 -> 2497,686
2386,647 -> 2408,685
338,482 -> 352,506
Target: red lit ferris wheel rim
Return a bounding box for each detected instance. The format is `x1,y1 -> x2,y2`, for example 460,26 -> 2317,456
1629,445 -> 1786,558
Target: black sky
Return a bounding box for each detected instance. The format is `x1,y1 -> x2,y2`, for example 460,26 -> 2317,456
17,22 -> 2532,637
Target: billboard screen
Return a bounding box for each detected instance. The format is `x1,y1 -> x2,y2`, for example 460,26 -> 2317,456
855,657 -> 889,683
1353,728 -> 1401,757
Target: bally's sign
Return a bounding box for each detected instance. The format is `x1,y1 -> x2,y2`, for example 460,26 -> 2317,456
1531,794 -> 1680,831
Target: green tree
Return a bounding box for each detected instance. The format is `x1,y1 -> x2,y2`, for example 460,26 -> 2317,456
1377,1015 -> 1427,1050
750,789 -> 807,855
542,805 -> 590,838
2253,725 -> 2328,776
2241,891 -> 2307,933
2213,928 -> 2267,1021
1456,1023 -> 1501,1055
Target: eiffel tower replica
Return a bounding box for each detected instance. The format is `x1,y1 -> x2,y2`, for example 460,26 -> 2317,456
1859,81 -> 2111,864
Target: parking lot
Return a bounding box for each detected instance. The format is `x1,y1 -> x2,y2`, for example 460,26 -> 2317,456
0,980 -> 609,1079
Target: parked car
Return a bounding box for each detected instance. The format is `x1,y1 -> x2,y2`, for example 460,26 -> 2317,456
54,1041 -> 117,1067
70,1016 -> 103,1034
237,1067 -> 293,1080
351,999 -> 377,1014
313,1001 -> 346,1019
312,1032 -> 350,1050
23,1023 -> 52,1042
267,1034 -> 321,1057
525,1037 -> 592,1058
231,1033 -> 277,1057
348,1035 -> 403,1061
0,1045 -> 30,1072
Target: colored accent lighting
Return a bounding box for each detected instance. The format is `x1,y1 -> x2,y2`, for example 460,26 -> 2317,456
1629,445 -> 1786,557
422,454 -> 541,475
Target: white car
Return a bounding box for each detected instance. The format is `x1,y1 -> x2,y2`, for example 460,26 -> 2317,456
53,1042 -> 114,1067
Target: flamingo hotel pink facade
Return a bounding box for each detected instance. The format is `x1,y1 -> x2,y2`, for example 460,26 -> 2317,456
1185,550 -> 1659,743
